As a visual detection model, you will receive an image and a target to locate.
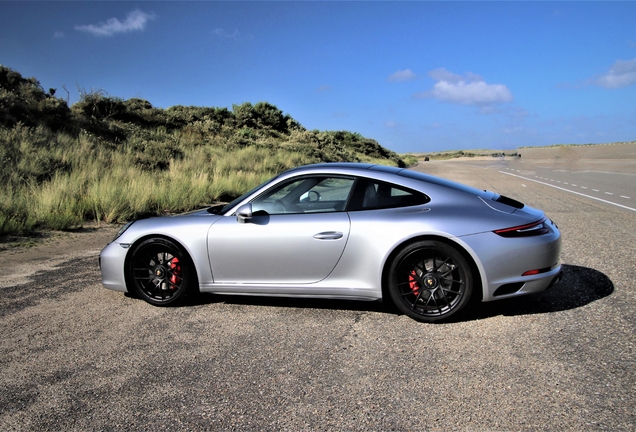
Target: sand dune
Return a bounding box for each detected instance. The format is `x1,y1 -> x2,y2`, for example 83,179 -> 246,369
517,142 -> 636,173
440,142 -> 636,174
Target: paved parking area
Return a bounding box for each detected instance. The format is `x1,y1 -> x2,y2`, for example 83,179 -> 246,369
1,161 -> 634,430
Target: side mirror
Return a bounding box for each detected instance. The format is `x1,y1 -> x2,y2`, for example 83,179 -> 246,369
236,203 -> 253,223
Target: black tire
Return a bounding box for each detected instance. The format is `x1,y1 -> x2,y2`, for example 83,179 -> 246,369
388,240 -> 473,322
128,238 -> 194,306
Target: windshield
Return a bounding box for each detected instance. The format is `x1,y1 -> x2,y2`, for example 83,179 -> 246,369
211,175 -> 280,215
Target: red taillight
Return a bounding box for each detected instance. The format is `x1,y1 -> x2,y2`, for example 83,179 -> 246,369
522,266 -> 552,276
494,218 -> 549,238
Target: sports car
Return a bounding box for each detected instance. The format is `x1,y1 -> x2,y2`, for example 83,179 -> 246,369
100,163 -> 562,322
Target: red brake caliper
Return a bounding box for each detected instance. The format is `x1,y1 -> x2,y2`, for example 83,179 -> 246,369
409,270 -> 420,296
169,257 -> 181,289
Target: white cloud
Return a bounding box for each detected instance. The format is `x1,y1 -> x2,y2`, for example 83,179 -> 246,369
212,28 -> 239,39
53,31 -> 65,39
428,68 -> 482,84
594,58 -> 636,89
212,28 -> 253,40
417,67 -> 513,106
75,10 -> 156,37
388,69 -> 416,82
428,80 -> 513,105
502,126 -> 525,134
478,106 -> 499,115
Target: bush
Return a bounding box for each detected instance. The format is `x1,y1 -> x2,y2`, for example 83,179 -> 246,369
0,65 -> 407,235
0,65 -> 71,131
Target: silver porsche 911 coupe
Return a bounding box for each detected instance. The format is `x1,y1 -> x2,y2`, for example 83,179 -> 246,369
100,163 -> 562,322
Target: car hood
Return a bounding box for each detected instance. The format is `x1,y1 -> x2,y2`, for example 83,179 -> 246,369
170,208 -> 218,217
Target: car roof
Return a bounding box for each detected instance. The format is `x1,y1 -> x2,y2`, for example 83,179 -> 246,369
283,162 -> 486,197
284,162 -> 400,174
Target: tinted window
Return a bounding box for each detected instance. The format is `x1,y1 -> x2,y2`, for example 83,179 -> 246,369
348,179 -> 430,211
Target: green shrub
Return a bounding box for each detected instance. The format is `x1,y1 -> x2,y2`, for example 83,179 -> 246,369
0,65 -> 407,235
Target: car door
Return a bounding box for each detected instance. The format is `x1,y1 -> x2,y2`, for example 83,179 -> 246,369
207,176 -> 354,284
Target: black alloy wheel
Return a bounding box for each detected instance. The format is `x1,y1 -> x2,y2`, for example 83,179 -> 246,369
388,240 -> 473,322
128,238 -> 193,306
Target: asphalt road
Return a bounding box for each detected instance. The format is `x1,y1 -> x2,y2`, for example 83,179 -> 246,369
455,157 -> 635,212
1,161 -> 635,430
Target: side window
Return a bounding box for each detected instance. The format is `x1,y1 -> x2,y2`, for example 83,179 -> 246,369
348,179 -> 430,211
251,176 -> 355,215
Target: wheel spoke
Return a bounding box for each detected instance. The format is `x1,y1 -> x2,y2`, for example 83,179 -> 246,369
440,269 -> 452,278
144,279 -> 159,294
433,256 -> 451,272
413,288 -> 426,306
441,277 -> 463,285
426,292 -> 442,315
441,287 -> 462,296
413,260 -> 427,274
438,287 -> 452,309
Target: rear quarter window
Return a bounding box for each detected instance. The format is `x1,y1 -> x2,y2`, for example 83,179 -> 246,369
348,179 -> 430,211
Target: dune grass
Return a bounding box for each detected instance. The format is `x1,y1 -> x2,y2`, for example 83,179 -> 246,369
0,65 -> 408,235
0,127 -> 319,233
0,115 -> 401,235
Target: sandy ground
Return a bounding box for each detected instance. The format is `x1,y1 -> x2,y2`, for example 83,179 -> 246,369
457,141 -> 636,173
0,224 -> 119,289
2,142 -> 634,430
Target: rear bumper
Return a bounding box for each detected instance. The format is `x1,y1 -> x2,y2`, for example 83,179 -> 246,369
461,220 -> 562,302
492,265 -> 562,299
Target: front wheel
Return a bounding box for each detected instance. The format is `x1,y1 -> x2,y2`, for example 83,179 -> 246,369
128,238 -> 194,306
388,241 -> 473,322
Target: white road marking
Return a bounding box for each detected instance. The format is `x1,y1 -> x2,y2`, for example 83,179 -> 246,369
620,195 -> 631,199
499,171 -> 636,212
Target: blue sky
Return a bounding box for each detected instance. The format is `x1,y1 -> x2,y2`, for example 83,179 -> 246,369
1,1 -> 635,153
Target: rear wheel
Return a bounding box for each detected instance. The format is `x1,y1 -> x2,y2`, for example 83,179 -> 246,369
388,240 -> 473,322
128,238 -> 193,306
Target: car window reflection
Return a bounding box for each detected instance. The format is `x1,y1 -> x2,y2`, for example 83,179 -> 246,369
252,176 -> 355,215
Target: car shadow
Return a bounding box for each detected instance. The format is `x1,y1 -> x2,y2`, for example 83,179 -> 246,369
182,290 -> 388,314
181,264 -> 613,323
458,264 -> 614,322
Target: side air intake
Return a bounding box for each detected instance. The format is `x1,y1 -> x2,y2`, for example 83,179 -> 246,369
493,282 -> 525,297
